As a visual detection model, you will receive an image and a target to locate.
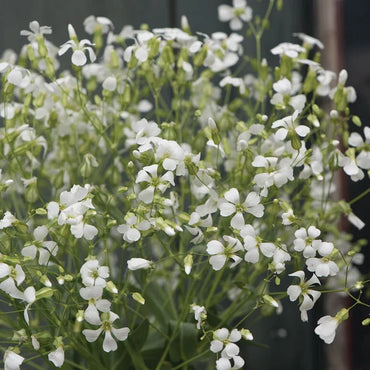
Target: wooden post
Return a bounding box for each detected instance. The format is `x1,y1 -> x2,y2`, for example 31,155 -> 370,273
313,1 -> 351,370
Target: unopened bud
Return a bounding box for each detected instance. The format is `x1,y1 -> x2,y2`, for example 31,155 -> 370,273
184,254 -> 193,275
132,292 -> 145,305
241,328 -> 253,341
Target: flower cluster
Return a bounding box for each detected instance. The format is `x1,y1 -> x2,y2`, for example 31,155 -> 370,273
0,1 -> 368,368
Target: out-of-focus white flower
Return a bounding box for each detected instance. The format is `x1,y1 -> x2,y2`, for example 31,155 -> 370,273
48,346 -> 65,368
218,0 -> 253,30
21,225 -> 58,265
84,16 -> 113,35
271,42 -> 305,58
4,349 -> 24,370
0,263 -> 25,299
20,20 -> 52,42
294,33 -> 324,49
314,315 -> 339,344
0,211 -> 17,229
191,304 -> 207,329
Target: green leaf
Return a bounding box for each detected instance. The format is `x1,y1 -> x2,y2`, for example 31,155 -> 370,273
129,319 -> 149,351
144,282 -> 176,328
168,321 -> 198,363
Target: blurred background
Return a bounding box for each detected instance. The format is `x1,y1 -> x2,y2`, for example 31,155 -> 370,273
0,0 -> 369,369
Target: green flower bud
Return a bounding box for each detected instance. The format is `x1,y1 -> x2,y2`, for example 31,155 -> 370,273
36,287 -> 54,300
132,292 -> 145,305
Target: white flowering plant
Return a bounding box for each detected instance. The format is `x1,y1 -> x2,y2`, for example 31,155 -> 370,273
0,1 -> 369,369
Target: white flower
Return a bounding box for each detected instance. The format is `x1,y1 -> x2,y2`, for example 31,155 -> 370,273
348,126 -> 370,170
293,226 -> 321,258
82,311 -> 130,352
272,246 -> 291,274
241,224 -> 276,264
124,31 -> 155,63
48,347 -> 65,368
102,76 -> 117,91
294,33 -> 324,49
80,260 -> 109,287
306,256 -> 339,277
84,16 -> 113,35
287,271 -> 321,321
136,164 -> 175,204
272,110 -> 309,141
314,315 -> 339,344
154,139 -> 185,171
20,20 -> 52,42
80,286 -> 111,325
252,156 -> 294,195
219,76 -> 246,94
218,0 -> 253,30
270,78 -> 306,112
0,263 -> 25,299
59,32 -> 96,66
21,225 -> 58,265
271,42 -> 305,58
282,209 -> 295,225
0,211 -> 17,229
117,215 -> 151,243
49,185 -> 97,240
337,152 -> 364,182
31,335 -> 40,350
191,304 -> 207,329
23,286 -> 36,325
219,188 -> 264,230
4,350 -> 24,370
210,328 -> 244,369
207,236 -> 243,271
185,212 -> 212,244
127,258 -> 152,271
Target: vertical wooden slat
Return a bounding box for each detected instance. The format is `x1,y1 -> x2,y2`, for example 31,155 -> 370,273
314,1 -> 351,370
